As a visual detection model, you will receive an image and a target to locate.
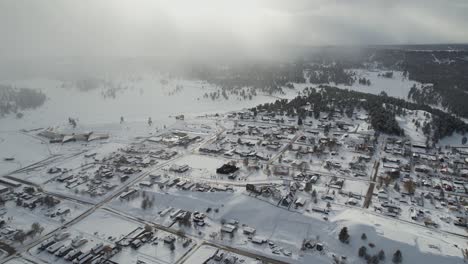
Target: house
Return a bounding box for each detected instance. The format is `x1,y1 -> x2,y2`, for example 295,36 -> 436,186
120,189 -> 137,200
329,178 -> 344,189
163,235 -> 176,244
310,175 -> 319,184
139,181 -> 153,187
274,166 -> 289,176
0,178 -> 21,188
159,207 -> 173,217
266,144 -> 281,151
291,160 -> 308,168
170,164 -> 190,173
0,184 -> 10,195
251,236 -> 267,244
87,133 -> 109,142
255,152 -> 269,161
295,197 -> 306,207
62,135 -> 76,143
235,149 -> 256,157
221,224 -> 237,233
412,143 -> 427,149
346,198 -> 358,206
176,180 -> 187,188
281,192 -> 295,206
149,174 -> 161,181
120,175 -> 129,182
213,250 -> 224,261
246,184 -> 261,194
459,169 -> 468,178
212,185 -> 228,192
170,209 -> 182,219
199,145 -> 223,154
415,165 -> 430,173
38,129 -> 63,140
377,189 -> 388,200
316,243 -> 324,251
243,226 -> 256,236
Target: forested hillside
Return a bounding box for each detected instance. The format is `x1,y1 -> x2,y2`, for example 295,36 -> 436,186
0,84 -> 46,117
254,86 -> 468,142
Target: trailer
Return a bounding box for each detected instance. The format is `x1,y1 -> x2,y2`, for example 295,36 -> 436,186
65,250 -> 82,261
159,207 -> 173,217
47,243 -> 64,254
39,239 -> 56,251
72,237 -> 88,248
75,253 -> 94,264
169,209 -> 182,218
56,244 -> 73,257
73,251 -> 91,264
91,242 -> 104,254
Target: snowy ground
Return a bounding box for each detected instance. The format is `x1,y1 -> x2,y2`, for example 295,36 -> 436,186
337,69 -> 420,99
396,109 -> 431,144
181,244 -> 259,264
0,76 -> 276,132
0,131 -> 51,175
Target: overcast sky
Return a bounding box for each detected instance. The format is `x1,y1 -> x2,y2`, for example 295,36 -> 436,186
1,0 -> 467,59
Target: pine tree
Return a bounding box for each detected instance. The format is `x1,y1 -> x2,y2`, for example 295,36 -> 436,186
13,230 -> 26,244
392,250 -> 402,263
338,227 -> 350,243
369,255 -> 379,264
378,249 -> 385,260
361,233 -> 367,240
358,246 -> 367,257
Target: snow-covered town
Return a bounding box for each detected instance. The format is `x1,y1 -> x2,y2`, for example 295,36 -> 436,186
1,71 -> 468,264
2,2 -> 468,263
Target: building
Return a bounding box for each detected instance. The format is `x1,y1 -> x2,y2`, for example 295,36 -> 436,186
170,164 -> 190,173
243,226 -> 256,236
216,164 -> 239,174
221,224 -> 237,233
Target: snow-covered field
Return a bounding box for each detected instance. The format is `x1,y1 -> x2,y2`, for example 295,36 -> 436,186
0,131 -> 51,175
396,109 -> 431,143
0,76 -> 277,131
337,69 -> 419,99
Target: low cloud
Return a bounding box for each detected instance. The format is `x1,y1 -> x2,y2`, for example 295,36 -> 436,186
0,0 -> 467,60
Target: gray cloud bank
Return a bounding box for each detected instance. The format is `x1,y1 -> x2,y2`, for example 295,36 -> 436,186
0,0 -> 467,60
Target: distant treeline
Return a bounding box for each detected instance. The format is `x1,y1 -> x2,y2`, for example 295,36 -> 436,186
363,49 -> 468,118
188,63 -> 305,96
188,62 -> 359,99
0,84 -> 46,117
306,64 -> 355,86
